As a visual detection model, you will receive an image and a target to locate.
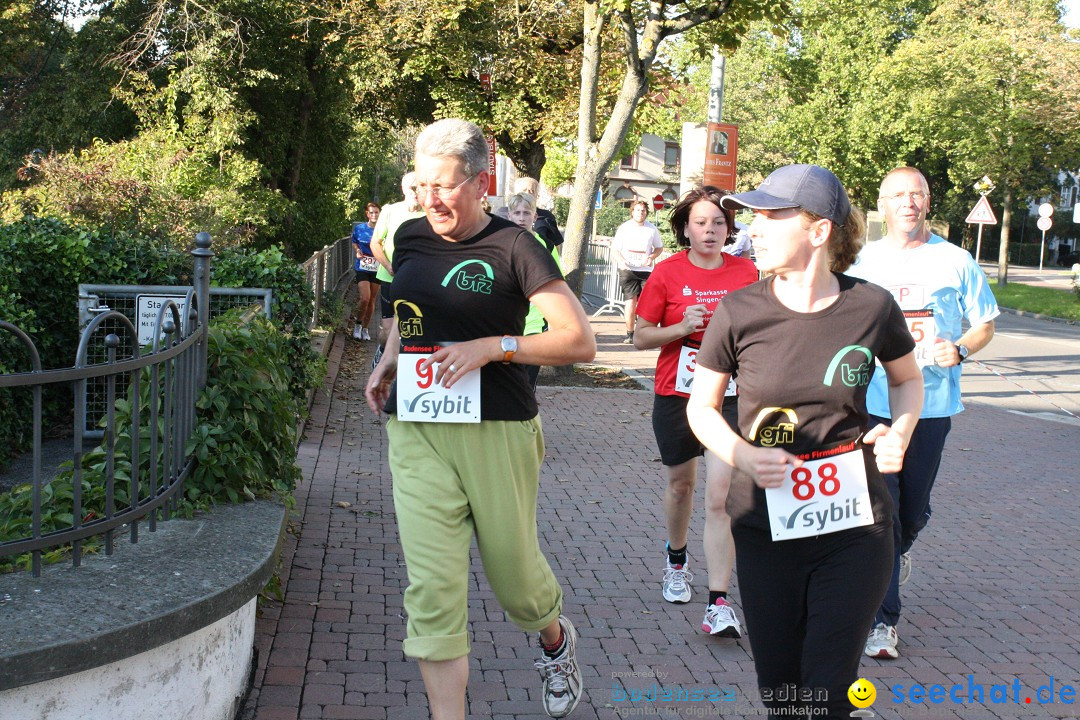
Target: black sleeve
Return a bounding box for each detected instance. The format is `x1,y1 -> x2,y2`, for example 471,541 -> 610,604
510,229 -> 563,298
877,294 -> 917,362
534,211 -> 564,247
696,299 -> 739,374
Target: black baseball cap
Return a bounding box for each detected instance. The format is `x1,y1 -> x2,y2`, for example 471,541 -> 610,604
720,164 -> 851,225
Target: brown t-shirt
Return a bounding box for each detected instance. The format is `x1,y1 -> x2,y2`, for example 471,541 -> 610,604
696,273 -> 914,531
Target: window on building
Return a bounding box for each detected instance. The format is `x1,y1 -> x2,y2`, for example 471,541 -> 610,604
620,153 -> 637,170
664,143 -> 680,171
614,186 -> 635,207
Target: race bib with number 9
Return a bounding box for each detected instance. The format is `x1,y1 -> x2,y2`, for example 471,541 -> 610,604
397,352 -> 481,423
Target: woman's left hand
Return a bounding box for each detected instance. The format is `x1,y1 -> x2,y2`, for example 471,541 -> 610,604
864,424 -> 906,474
424,337 -> 499,388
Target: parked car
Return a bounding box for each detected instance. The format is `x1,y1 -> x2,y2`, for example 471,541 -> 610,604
1057,250 -> 1080,267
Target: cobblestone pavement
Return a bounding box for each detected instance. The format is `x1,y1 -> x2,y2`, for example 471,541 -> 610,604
240,316 -> 1080,720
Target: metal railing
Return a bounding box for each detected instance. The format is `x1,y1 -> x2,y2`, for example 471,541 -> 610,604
581,237 -> 629,316
76,285 -> 271,439
301,235 -> 354,329
0,235 -> 213,576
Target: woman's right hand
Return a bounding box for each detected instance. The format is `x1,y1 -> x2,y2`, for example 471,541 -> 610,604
681,304 -> 709,335
734,444 -> 802,489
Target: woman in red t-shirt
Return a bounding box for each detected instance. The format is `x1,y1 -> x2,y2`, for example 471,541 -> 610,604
633,186 -> 758,636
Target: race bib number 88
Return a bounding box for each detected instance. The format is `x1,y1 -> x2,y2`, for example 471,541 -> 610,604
765,444 -> 873,541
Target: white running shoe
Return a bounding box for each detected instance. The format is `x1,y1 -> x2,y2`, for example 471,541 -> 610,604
662,558 -> 693,604
352,324 -> 363,340
535,616 -> 582,718
361,327 -> 371,341
864,622 -> 899,659
898,551 -> 912,586
702,598 -> 742,638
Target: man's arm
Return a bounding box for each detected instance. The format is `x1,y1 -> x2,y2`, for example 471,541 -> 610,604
934,320 -> 995,367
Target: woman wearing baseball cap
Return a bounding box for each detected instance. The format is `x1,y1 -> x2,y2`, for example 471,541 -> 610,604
686,165 -> 924,718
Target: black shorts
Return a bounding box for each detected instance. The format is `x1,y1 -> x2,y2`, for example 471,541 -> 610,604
379,282 -> 394,319
620,269 -> 652,300
355,269 -> 379,284
652,393 -> 739,466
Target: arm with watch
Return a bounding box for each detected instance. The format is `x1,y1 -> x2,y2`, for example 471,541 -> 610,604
424,279 -> 597,389
933,319 -> 996,367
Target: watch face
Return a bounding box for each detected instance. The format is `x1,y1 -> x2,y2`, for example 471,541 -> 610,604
502,336 -> 517,352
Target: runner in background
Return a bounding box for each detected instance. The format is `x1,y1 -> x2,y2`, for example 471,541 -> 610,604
687,164 -> 923,719
506,191 -> 564,390
370,172 -> 423,366
847,166 -> 998,660
351,201 -> 381,341
612,200 -> 664,344
632,186 -> 757,636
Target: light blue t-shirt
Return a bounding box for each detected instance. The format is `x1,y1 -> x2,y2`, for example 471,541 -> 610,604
846,234 -> 999,418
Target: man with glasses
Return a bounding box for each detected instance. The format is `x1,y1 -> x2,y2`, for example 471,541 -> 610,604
847,166 -> 998,660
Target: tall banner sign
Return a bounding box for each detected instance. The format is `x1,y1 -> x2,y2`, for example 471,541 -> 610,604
704,122 -> 738,191
486,134 -> 498,196
480,73 -> 498,196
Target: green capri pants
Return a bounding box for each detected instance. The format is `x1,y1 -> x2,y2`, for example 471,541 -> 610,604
386,415 -> 564,661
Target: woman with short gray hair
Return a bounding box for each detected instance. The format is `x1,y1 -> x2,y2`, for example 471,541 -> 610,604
366,118 -> 594,720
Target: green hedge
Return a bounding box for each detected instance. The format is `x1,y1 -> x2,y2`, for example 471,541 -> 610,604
0,215 -> 319,470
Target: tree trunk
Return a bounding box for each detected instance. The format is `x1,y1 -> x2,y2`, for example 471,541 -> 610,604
996,187 -> 1012,286
497,132 -> 547,182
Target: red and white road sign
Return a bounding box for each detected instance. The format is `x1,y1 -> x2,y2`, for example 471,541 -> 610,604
965,196 -> 997,225
653,194 -> 665,211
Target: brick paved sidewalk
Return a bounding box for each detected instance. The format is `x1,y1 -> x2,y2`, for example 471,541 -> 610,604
241,322 -> 1080,720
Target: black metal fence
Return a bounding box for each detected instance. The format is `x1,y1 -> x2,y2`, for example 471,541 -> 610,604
0,235 -> 213,576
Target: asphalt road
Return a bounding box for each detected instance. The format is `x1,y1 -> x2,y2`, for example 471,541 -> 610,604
962,310 -> 1080,426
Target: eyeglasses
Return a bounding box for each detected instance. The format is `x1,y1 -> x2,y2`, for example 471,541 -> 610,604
410,174 -> 477,201
881,191 -> 928,203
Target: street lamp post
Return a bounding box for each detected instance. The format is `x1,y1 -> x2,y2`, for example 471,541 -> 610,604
973,175 -> 995,263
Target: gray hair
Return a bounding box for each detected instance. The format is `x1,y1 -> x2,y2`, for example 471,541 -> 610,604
415,119 -> 488,177
512,176 -> 540,197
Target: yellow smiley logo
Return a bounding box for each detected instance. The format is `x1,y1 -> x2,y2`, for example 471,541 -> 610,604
848,678 -> 877,708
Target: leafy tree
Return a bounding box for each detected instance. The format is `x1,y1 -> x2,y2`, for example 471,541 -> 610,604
862,0 -> 1080,284
560,0 -> 790,292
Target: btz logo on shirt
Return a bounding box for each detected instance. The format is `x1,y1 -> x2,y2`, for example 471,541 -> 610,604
823,345 -> 873,388
441,260 -> 494,295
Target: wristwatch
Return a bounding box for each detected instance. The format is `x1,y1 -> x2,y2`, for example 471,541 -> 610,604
501,335 -> 518,364
956,344 -> 969,362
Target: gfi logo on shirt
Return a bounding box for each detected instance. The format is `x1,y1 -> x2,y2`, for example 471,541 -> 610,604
748,407 -> 799,447
441,260 -> 494,295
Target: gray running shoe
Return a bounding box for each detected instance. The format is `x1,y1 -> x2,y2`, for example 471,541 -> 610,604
662,558 -> 693,604
535,616 -> 582,718
864,622 -> 899,659
898,551 -> 912,586
702,598 -> 742,638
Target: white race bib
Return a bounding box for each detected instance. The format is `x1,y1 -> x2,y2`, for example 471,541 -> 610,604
397,353 -> 480,423
675,342 -> 736,396
903,309 -> 936,367
358,255 -> 379,272
765,442 -> 874,541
